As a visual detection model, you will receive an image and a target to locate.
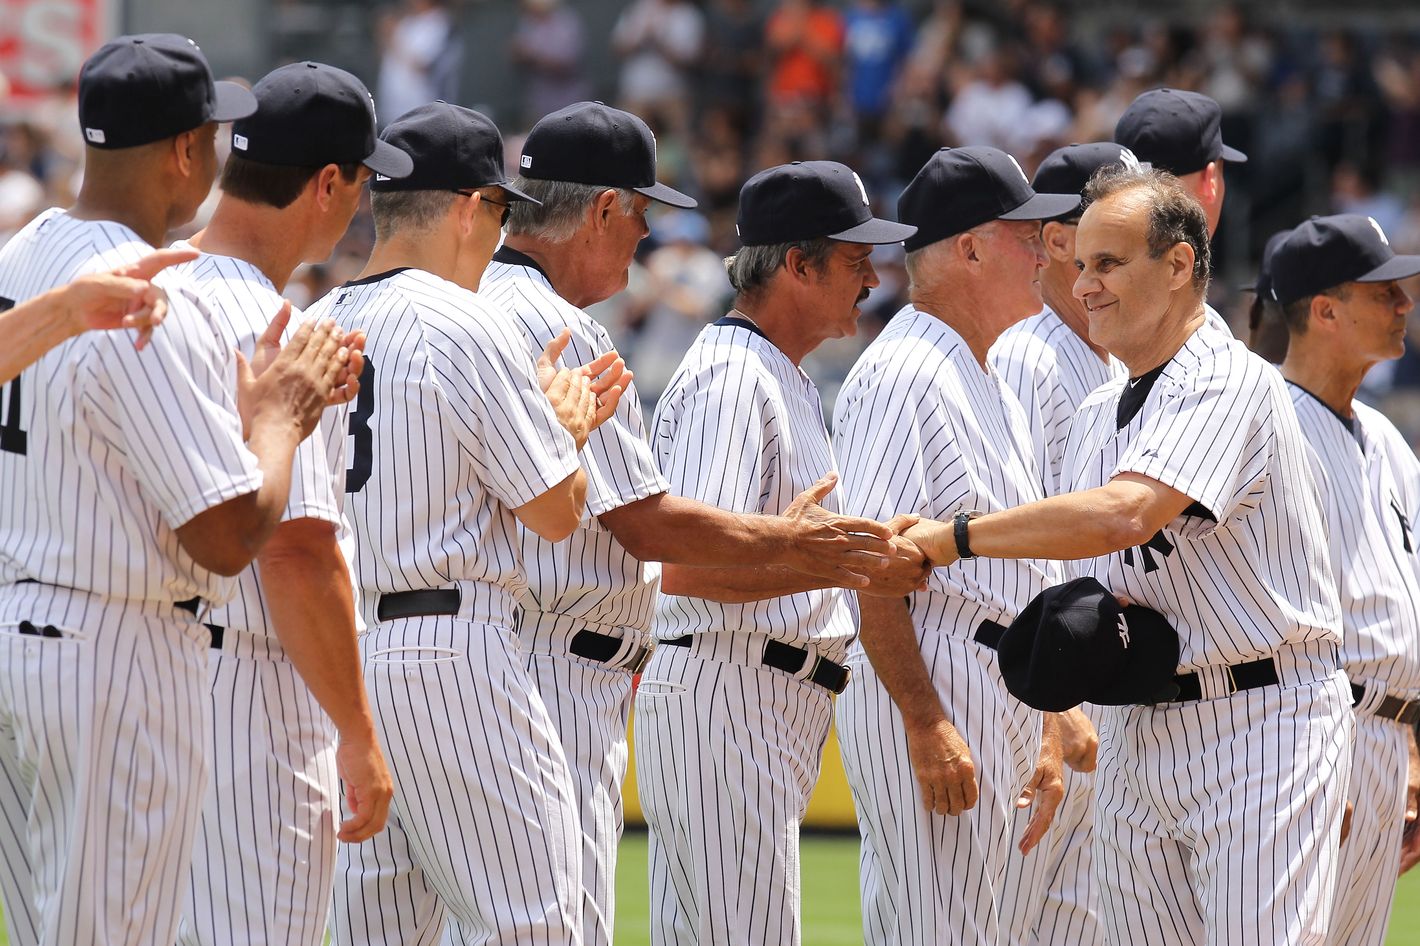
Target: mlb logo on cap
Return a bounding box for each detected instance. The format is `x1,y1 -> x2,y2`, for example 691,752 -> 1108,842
85,128 -> 106,144
233,134 -> 249,151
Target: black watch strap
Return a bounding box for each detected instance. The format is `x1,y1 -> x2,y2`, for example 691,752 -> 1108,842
953,511 -> 977,560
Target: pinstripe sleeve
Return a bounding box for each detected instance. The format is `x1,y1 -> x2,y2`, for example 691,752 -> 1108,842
425,313 -> 580,510
657,361 -> 776,515
578,322 -> 668,518
77,288 -> 262,528
1114,358 -> 1273,526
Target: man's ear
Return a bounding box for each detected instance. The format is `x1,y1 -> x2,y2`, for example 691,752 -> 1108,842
1166,242 -> 1195,292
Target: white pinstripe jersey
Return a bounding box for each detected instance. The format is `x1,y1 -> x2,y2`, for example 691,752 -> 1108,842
835,305 -> 1062,640
308,268 -> 580,628
1203,302 -> 1231,337
0,209 -> 261,605
1060,325 -> 1341,671
650,318 -> 857,647
169,250 -> 346,636
480,248 -> 667,642
1289,384 -> 1420,697
990,305 -> 1125,494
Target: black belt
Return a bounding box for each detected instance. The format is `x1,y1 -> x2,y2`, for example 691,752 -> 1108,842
973,619 -> 1008,649
1352,682 -> 1420,725
1170,658 -> 1278,702
205,624 -> 224,650
570,628 -> 653,674
15,578 -> 200,617
377,588 -> 461,622
660,635 -> 851,695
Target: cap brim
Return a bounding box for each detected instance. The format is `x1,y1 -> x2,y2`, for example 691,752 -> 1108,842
1358,254 -> 1420,284
999,192 -> 1082,221
828,217 -> 919,245
634,181 -> 697,209
498,180 -> 542,205
1221,143 -> 1248,163
363,139 -> 414,179
210,81 -> 258,123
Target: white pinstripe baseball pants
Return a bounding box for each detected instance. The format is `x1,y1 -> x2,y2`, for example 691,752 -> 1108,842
178,632 -> 339,946
523,649 -> 635,946
0,588 -> 210,946
1092,666 -> 1353,946
330,617 -> 583,946
634,636 -> 835,946
1326,711 -> 1410,946
1000,704 -> 1104,946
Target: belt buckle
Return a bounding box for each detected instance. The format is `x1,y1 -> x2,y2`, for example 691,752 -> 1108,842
1396,697 -> 1413,723
625,643 -> 653,675
835,661 -> 852,695
1223,663 -> 1239,697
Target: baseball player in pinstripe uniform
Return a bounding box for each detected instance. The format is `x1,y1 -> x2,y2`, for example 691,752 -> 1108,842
0,247 -> 196,384
1114,88 -> 1246,337
637,160 -> 926,946
480,103 -> 901,946
990,143 -> 1135,946
1268,214 -> 1420,945
311,102 -> 626,946
170,62 -> 413,946
0,34 -> 361,946
903,166 -> 1352,946
834,146 -> 1076,946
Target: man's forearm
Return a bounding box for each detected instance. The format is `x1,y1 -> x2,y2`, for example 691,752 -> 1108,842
601,492 -> 792,566
660,562 -> 831,604
257,519 -> 376,738
236,415 -> 303,558
1,287 -> 78,385
909,481 -> 1169,565
857,593 -> 948,730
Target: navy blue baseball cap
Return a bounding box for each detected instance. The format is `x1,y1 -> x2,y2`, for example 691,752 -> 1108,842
1032,142 -> 1146,217
1270,214 -> 1420,306
736,161 -> 916,247
1241,227 -> 1293,295
520,102 -> 696,208
899,147 -> 1080,252
1115,89 -> 1247,177
371,102 -> 536,201
78,33 -> 257,149
998,577 -> 1181,712
231,62 -> 412,178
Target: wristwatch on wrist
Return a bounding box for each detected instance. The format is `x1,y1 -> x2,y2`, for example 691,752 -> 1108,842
953,511 -> 977,560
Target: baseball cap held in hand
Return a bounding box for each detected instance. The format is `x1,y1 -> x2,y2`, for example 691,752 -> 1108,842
79,33 -> 257,149
998,577 -> 1181,711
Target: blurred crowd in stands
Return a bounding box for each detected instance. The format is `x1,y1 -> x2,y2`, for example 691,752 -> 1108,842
7,0 -> 1420,432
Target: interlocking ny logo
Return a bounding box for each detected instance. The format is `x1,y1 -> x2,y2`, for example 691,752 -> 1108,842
1122,530 -> 1175,573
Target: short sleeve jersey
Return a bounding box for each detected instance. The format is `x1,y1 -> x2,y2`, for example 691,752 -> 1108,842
0,209 -> 261,605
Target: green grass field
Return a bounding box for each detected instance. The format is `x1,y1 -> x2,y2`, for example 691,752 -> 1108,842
613,830 -> 1420,946
0,834 -> 1414,943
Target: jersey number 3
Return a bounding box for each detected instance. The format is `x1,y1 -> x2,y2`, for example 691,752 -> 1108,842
0,297 -> 26,456
345,358 -> 375,493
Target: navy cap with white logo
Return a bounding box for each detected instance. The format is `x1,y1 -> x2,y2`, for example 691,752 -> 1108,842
998,577 -> 1182,712
78,33 -> 257,149
1270,214 -> 1420,305
735,160 -> 917,247
898,147 -> 1081,252
1115,88 -> 1247,177
370,102 -> 537,201
520,102 -> 696,208
1032,142 -> 1145,213
230,62 -> 412,178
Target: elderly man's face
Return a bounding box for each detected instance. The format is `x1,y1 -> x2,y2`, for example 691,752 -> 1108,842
1071,190 -> 1181,358
972,219 -> 1048,322
1325,279 -> 1413,364
808,240 -> 880,339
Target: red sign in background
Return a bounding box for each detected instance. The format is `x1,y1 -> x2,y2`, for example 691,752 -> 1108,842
0,0 -> 109,102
